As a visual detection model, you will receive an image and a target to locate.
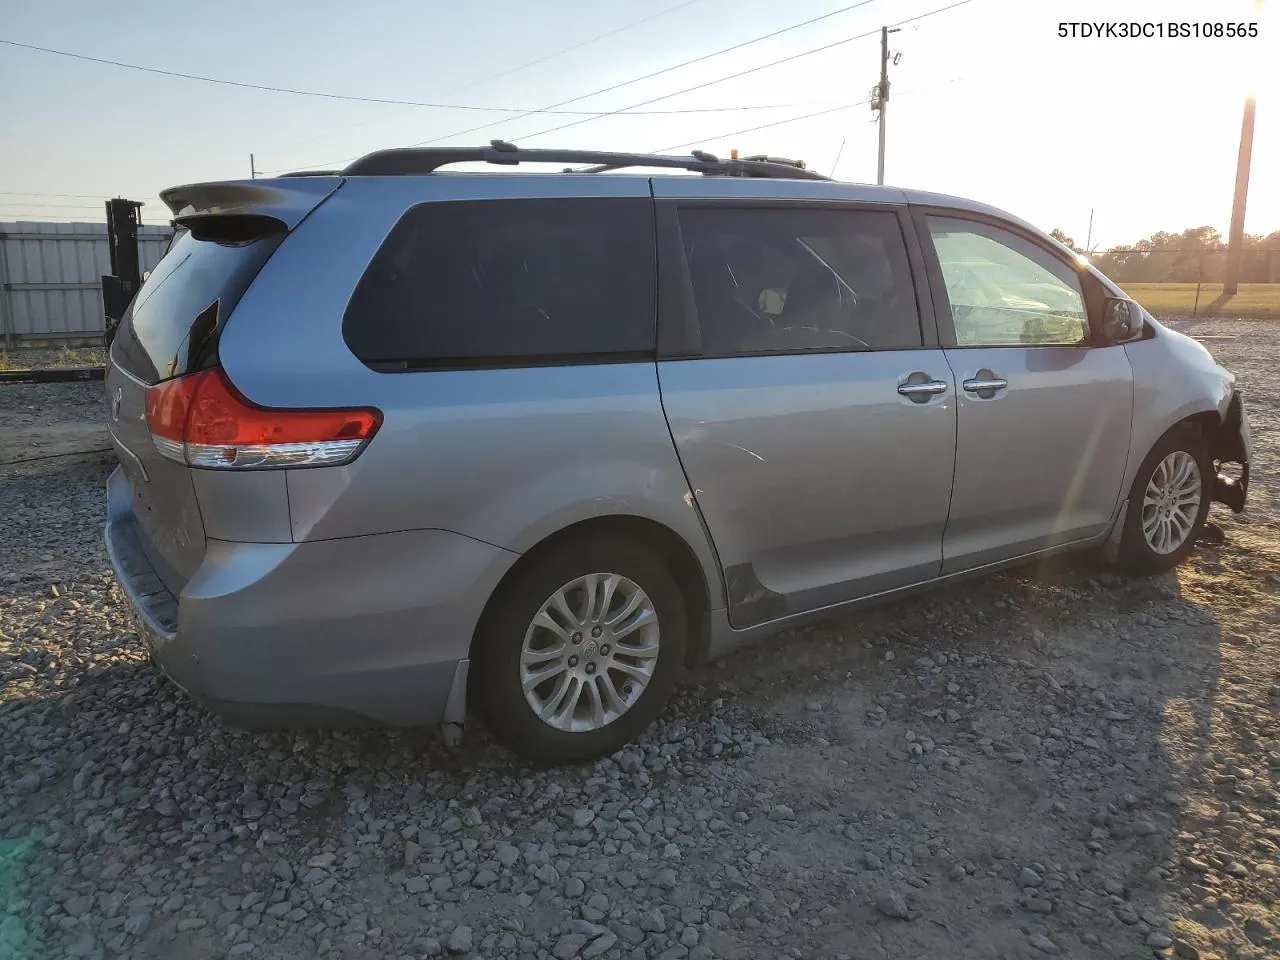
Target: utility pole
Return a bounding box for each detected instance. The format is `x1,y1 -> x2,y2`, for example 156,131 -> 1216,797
1223,93 -> 1257,295
250,153 -> 257,179
1224,0 -> 1263,295
871,26 -> 901,185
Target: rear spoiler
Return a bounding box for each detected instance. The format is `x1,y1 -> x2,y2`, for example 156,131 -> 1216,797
159,177 -> 343,232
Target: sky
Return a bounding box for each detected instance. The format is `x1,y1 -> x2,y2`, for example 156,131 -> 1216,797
0,0 -> 1275,249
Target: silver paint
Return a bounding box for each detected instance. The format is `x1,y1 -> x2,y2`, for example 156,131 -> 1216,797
101,167 -> 1249,732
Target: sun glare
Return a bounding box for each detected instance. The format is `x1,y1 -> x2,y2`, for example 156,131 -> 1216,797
1177,1 -> 1275,102
1241,1 -> 1274,98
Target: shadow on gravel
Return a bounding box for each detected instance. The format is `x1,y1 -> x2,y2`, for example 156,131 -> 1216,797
11,332 -> 1278,958
2,517 -> 1260,959
679,549 -> 1232,959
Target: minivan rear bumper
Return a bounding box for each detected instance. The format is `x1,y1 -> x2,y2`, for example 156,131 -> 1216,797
105,466 -> 518,727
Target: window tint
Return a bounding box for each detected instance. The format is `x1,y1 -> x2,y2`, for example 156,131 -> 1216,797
343,198 -> 656,367
676,207 -> 921,356
111,228 -> 283,385
927,217 -> 1089,347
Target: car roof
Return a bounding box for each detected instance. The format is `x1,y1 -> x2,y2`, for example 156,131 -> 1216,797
163,140 -> 1055,247
903,188 -> 1046,236
330,143 -> 1042,229
296,141 -> 833,182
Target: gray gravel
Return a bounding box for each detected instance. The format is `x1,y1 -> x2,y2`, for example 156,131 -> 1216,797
3,321 -> 1280,959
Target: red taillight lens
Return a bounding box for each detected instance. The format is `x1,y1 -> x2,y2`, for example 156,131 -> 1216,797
144,369 -> 381,469
144,370 -> 204,462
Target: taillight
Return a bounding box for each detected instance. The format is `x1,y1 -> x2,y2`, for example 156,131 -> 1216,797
144,368 -> 381,469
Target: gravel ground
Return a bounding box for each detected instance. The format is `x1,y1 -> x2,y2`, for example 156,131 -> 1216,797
3,321 -> 1279,960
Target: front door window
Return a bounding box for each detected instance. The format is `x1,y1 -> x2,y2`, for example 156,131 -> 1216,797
927,217 -> 1088,347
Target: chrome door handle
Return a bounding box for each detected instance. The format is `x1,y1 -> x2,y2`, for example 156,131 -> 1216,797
962,377 -> 1008,392
897,380 -> 949,397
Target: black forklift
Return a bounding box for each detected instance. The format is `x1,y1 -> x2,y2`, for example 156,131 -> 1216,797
101,198 -> 146,352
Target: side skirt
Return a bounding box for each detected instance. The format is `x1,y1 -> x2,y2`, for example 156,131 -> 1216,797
705,533 -> 1109,661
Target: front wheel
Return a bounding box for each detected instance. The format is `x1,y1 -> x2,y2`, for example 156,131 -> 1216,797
471,540 -> 687,764
1119,428 -> 1212,573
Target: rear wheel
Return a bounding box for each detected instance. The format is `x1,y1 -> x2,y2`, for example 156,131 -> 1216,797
1119,428 -> 1211,573
472,540 -> 686,764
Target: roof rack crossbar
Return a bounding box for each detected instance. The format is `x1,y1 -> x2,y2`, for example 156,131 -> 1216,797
338,140 -> 830,181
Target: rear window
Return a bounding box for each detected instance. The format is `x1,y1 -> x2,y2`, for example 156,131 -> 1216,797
342,198 -> 656,368
111,227 -> 283,385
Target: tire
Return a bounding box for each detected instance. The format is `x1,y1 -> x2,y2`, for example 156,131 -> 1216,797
1118,426 -> 1212,574
471,539 -> 687,764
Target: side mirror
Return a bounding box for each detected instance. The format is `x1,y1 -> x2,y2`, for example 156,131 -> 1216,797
1102,297 -> 1143,342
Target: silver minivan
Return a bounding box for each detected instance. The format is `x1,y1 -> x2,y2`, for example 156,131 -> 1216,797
105,142 -> 1251,763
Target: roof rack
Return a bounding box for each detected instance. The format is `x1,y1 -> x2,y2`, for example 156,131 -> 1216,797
336,140 -> 829,181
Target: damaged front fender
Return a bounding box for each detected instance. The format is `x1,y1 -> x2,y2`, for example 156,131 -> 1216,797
1210,392 -> 1251,513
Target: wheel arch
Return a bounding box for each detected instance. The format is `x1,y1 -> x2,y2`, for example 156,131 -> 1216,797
1117,411 -> 1217,571
469,514 -> 715,685
1126,410 -> 1217,498
1182,409 -> 1221,443
1121,400 -> 1223,501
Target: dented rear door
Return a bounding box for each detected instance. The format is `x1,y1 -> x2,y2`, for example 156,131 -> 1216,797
651,182 -> 956,628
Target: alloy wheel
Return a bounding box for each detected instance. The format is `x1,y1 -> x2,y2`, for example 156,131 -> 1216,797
519,573 -> 660,733
1141,450 -> 1202,555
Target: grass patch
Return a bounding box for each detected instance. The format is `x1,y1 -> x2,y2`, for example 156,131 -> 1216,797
1121,282 -> 1280,319
0,344 -> 105,371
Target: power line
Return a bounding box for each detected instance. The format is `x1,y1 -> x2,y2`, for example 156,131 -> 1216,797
0,215 -> 96,221
0,215 -> 168,223
519,0 -> 977,144
0,202 -> 161,210
439,1 -> 709,102
261,0 -> 976,174
652,76 -> 967,157
266,69 -> 966,178
266,0 -> 886,173
272,0 -> 709,157
402,0 -> 885,151
655,101 -> 870,153
259,99 -> 845,175
0,191 -> 112,200
0,201 -> 115,209
0,37 -> 825,119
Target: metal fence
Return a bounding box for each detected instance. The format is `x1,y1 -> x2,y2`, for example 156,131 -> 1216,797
1084,247 -> 1280,319
0,221 -> 173,344
1090,247 -> 1280,285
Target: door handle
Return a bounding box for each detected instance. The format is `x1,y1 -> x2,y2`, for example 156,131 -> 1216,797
962,376 -> 1008,393
897,380 -> 949,398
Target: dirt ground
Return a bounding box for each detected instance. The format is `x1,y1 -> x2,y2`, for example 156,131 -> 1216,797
1,319 -> 1278,960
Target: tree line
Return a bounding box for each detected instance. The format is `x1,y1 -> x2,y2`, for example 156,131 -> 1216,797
1048,226 -> 1280,284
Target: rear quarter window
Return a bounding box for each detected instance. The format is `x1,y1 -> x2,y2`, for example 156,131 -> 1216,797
342,198 -> 656,368
111,228 -> 283,385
